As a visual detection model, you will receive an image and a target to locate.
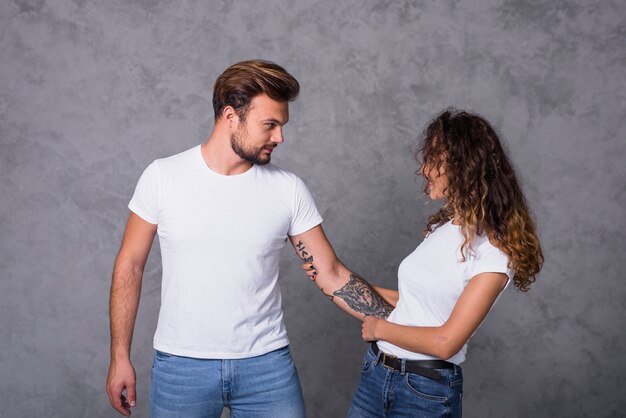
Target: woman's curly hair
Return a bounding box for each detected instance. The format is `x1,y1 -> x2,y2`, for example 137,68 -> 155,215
418,109 -> 543,292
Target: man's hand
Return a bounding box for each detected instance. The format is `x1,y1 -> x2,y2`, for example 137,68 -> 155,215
106,358 -> 137,416
362,316 -> 386,342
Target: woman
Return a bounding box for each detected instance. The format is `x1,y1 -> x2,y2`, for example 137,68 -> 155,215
306,109 -> 543,417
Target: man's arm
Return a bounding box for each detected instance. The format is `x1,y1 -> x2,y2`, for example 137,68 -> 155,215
372,286 -> 399,307
106,212 -> 157,417
302,266 -> 400,308
289,225 -> 393,320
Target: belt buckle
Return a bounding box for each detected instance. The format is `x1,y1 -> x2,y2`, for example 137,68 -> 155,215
381,352 -> 397,369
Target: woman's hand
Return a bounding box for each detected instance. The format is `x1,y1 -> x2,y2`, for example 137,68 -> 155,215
362,316 -> 385,342
301,262 -> 318,280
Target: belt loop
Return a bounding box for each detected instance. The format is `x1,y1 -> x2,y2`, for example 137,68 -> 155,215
454,364 -> 459,376
373,345 -> 382,366
400,358 -> 406,375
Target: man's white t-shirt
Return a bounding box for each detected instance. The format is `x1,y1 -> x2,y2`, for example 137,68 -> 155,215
129,145 -> 323,359
377,220 -> 513,365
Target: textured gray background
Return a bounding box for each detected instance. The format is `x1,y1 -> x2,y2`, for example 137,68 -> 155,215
1,0 -> 625,417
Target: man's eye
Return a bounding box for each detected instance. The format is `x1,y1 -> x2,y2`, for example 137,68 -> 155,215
266,123 -> 275,129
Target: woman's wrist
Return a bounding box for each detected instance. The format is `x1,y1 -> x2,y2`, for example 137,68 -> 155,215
375,318 -> 388,341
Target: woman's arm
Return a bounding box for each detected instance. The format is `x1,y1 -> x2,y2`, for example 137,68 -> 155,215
362,272 -> 508,360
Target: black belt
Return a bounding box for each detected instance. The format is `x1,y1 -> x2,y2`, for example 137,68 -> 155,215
371,343 -> 455,381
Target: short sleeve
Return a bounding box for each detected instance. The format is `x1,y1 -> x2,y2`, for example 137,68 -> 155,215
467,239 -> 513,287
288,177 -> 323,236
128,161 -> 161,225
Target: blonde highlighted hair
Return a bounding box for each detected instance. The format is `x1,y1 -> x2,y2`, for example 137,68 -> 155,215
418,109 -> 543,292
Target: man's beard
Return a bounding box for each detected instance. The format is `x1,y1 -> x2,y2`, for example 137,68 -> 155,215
230,127 -> 272,166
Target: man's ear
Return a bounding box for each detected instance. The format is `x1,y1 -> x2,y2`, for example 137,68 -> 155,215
221,106 -> 239,129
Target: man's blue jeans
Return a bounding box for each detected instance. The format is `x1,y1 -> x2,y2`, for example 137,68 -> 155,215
149,346 -> 305,418
347,345 -> 463,417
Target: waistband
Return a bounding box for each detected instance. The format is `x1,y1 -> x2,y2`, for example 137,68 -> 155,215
371,342 -> 455,381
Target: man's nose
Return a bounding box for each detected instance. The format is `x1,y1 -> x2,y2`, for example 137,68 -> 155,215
271,127 -> 284,144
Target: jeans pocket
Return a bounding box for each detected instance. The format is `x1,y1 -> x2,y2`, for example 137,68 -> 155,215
360,357 -> 375,375
154,350 -> 174,362
152,351 -> 173,373
404,373 -> 449,402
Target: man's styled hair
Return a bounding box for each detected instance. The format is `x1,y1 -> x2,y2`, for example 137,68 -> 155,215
212,60 -> 300,121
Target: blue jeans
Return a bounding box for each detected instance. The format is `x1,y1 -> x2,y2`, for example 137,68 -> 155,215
347,346 -> 463,418
150,346 -> 305,418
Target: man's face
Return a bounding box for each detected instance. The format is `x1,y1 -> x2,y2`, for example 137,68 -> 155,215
230,94 -> 289,165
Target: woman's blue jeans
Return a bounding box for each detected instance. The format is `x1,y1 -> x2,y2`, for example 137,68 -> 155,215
149,345 -> 305,418
347,345 -> 463,418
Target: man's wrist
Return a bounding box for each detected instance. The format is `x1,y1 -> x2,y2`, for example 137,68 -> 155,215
110,348 -> 132,362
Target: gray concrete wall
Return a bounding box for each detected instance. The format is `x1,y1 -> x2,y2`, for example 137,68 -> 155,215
1,0 -> 624,417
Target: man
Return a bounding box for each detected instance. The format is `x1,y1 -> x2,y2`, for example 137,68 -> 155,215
106,60 -> 392,417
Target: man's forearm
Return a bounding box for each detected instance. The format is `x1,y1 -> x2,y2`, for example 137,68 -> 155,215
109,262 -> 143,360
331,272 -> 394,319
372,286 -> 399,308
294,239 -> 393,320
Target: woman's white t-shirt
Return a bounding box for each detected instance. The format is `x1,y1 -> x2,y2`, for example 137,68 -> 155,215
377,220 -> 513,364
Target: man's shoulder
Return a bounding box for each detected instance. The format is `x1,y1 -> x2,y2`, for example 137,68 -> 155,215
142,146 -> 198,177
155,145 -> 199,167
259,163 -> 300,180
257,163 -> 300,182
136,146 -> 199,184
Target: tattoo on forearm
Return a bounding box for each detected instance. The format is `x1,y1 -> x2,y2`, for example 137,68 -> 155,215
333,274 -> 394,318
320,288 -> 334,302
294,241 -> 390,314
295,240 -> 314,263
296,240 -> 333,300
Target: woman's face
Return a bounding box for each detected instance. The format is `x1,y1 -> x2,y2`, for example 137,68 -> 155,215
421,159 -> 448,200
